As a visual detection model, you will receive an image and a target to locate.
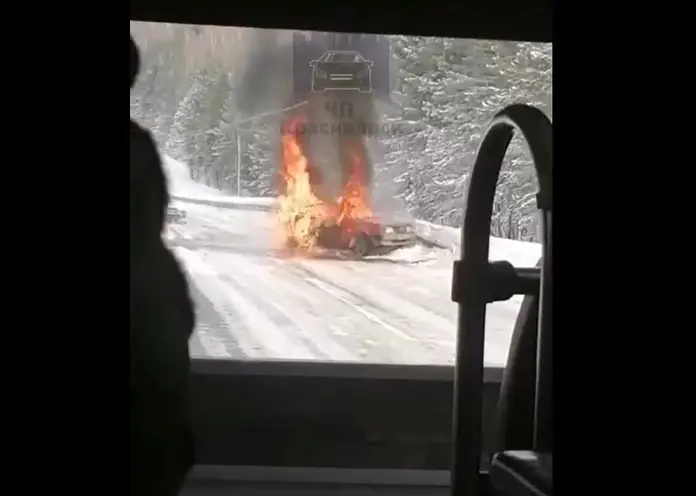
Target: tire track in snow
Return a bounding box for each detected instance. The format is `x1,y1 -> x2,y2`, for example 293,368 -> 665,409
209,252 -> 351,361
338,257 -> 525,367
299,259 -> 457,346
175,247 -> 316,360
338,260 -> 457,323
271,258 -> 450,364
207,250 -> 430,363
258,255 -> 418,363
186,281 -> 239,359
332,260 -> 523,367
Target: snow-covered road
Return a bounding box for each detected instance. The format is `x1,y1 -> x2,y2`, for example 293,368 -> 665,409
163,157 -> 542,368
168,200 -> 535,367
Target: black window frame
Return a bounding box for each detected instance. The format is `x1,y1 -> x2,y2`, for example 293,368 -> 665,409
189,358 -> 504,470
130,0 -> 551,476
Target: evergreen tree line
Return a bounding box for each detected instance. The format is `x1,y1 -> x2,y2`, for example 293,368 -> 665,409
130,26 -> 551,242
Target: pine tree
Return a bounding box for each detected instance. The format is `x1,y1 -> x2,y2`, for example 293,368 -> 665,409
206,73 -> 239,191
243,121 -> 278,197
383,37 -> 552,240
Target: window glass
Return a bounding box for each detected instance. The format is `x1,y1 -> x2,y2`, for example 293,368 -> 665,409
131,23 -> 551,367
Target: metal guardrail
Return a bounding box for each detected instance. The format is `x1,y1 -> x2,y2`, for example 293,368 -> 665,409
170,194 -> 277,212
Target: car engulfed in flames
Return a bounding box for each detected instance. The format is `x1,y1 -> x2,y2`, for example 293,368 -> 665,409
275,114 -> 416,259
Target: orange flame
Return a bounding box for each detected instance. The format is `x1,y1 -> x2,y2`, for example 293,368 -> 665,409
276,115 -> 373,256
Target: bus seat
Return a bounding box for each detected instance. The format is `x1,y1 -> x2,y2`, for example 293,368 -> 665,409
489,451 -> 552,496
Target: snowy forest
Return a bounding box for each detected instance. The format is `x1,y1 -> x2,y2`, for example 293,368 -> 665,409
130,23 -> 552,242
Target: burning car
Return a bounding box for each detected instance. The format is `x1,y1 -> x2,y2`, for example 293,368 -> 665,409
285,214 -> 416,258
277,114 -> 416,259
323,217 -> 416,258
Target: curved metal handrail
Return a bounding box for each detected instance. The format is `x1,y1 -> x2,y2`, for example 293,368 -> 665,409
450,104 -> 552,496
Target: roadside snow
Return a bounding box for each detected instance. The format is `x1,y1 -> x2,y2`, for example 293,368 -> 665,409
414,220 -> 542,266
163,155 -> 277,209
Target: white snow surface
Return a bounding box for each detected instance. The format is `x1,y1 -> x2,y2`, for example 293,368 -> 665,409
414,220 -> 542,267
164,155 -> 279,208
163,156 -> 543,367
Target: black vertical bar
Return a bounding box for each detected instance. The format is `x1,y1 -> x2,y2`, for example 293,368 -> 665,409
534,211 -> 553,451
450,104 -> 551,496
451,278 -> 487,496
451,124 -> 511,496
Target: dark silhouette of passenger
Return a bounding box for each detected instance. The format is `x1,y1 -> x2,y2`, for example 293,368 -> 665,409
130,35 -> 195,496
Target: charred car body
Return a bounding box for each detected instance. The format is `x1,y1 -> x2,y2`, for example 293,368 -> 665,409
320,217 -> 416,258
285,213 -> 416,259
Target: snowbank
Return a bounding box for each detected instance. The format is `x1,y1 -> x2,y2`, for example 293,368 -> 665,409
164,156 -> 277,210
415,220 -> 542,267
164,155 -> 223,199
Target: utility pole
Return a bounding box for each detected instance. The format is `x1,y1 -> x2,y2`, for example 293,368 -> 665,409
236,130 -> 242,196
233,100 -> 309,197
